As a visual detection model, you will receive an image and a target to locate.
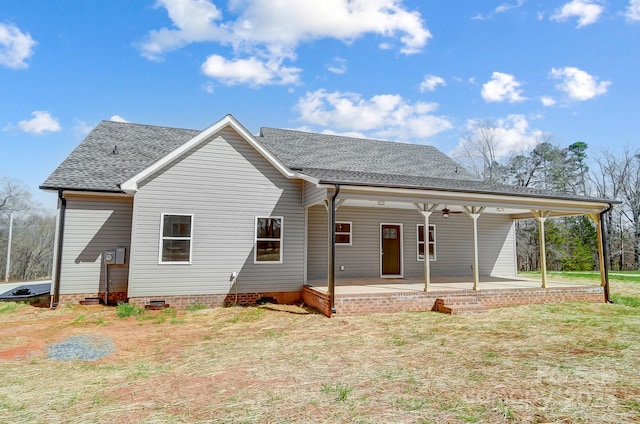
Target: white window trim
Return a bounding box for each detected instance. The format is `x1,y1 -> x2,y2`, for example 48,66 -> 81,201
254,216 -> 283,264
159,213 -> 194,265
335,221 -> 352,246
417,224 -> 436,262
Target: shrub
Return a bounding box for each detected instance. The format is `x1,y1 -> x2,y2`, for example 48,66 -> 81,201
116,302 -> 144,318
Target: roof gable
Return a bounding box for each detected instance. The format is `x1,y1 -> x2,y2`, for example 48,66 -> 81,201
40,121 -> 199,192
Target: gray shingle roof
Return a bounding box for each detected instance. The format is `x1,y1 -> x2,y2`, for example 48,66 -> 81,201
295,167 -> 610,202
40,121 -> 199,192
41,120 -> 612,204
258,127 -> 475,180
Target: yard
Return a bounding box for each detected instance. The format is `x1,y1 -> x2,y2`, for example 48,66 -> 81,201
0,274 -> 639,423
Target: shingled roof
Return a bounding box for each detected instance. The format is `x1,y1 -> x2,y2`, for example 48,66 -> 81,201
41,119 -> 611,204
258,127 -> 475,181
41,121 -> 199,192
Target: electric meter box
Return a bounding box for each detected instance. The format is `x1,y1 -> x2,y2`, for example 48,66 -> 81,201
115,247 -> 126,265
103,250 -> 116,264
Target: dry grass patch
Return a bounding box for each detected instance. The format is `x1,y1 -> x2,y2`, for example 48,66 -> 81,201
0,280 -> 639,423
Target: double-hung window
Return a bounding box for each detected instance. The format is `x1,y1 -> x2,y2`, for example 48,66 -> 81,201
160,214 -> 193,263
417,224 -> 436,261
255,217 -> 283,263
335,222 -> 352,245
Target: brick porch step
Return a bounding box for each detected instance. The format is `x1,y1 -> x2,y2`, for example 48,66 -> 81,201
435,297 -> 488,315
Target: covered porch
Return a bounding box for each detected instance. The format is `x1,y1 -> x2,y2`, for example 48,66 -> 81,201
302,180 -> 613,317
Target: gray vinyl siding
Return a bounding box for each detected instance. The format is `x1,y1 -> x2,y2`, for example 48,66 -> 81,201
303,182 -> 327,207
59,194 -> 133,295
307,205 -> 516,280
127,127 -> 305,297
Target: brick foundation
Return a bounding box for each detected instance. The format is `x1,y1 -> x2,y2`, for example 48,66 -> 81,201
128,290 -> 303,310
58,292 -> 128,306
306,285 -> 606,317
303,285 -> 332,317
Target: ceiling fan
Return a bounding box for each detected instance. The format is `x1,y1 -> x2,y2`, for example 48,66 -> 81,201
442,206 -> 463,218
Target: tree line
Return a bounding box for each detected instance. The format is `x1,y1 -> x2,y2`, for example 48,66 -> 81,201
0,178 -> 55,282
456,121 -> 640,272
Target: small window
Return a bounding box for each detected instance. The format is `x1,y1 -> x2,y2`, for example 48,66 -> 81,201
255,217 -> 283,263
335,222 -> 352,245
160,214 -> 193,263
417,224 -> 436,261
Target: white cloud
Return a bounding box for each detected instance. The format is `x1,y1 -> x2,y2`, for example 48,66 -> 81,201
0,23 -> 37,69
201,54 -> 301,86
16,111 -> 61,134
481,72 -> 526,103
295,89 -> 452,141
139,0 -> 430,87
327,57 -> 347,75
450,115 -> 544,161
140,0 -> 430,58
496,0 -> 526,14
73,120 -> 94,137
109,115 -> 129,123
627,0 -> 640,21
202,81 -> 214,93
550,66 -> 610,101
540,96 -> 556,106
550,0 -> 603,28
419,74 -> 446,92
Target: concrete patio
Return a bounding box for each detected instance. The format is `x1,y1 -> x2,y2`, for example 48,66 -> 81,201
303,276 -> 605,317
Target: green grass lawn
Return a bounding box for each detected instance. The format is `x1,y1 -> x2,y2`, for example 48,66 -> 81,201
0,276 -> 638,423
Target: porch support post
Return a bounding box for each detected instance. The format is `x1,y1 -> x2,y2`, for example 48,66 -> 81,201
414,203 -> 439,292
531,210 -> 551,288
463,206 -> 485,290
325,185 -> 340,314
587,213 -> 607,289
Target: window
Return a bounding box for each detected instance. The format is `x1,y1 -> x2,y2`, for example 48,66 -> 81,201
335,222 -> 352,245
160,214 -> 193,263
255,217 -> 283,263
417,224 -> 436,261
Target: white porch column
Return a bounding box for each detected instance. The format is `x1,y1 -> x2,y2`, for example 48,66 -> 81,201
463,206 -> 485,290
587,213 -> 607,288
531,210 -> 551,288
414,203 -> 438,292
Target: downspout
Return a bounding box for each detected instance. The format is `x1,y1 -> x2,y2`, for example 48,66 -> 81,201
328,184 -> 340,314
601,203 -> 613,303
51,189 -> 66,309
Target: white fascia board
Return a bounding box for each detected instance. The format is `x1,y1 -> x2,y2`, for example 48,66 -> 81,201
293,172 -> 320,185
62,190 -> 133,198
120,114 -> 295,193
331,184 -> 611,214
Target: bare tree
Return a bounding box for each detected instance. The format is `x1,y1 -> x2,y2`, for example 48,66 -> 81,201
591,148 -> 640,270
0,178 -> 55,282
455,120 -> 503,182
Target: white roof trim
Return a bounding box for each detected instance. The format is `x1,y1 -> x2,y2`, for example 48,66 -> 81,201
120,114 -> 295,193
322,184 -> 611,214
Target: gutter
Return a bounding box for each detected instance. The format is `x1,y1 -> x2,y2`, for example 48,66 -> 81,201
314,179 -> 616,206
601,202 -> 614,303
51,189 -> 66,309
328,184 -> 340,314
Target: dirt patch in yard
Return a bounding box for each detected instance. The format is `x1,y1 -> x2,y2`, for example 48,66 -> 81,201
0,282 -> 638,423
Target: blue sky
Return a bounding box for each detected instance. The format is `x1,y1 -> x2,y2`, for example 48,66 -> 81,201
2,0 -> 639,208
